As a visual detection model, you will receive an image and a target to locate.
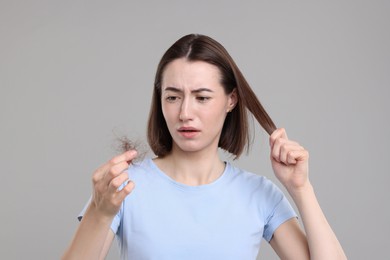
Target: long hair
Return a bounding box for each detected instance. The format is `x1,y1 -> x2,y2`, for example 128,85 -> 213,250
147,34 -> 276,159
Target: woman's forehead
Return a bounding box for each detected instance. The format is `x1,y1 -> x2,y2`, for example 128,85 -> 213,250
161,58 -> 222,90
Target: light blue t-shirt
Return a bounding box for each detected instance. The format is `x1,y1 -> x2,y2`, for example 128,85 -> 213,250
80,158 -> 296,259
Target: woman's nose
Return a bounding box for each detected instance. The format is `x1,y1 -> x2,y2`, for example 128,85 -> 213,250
179,98 -> 194,121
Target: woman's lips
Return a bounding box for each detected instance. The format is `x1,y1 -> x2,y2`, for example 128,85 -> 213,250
177,127 -> 200,138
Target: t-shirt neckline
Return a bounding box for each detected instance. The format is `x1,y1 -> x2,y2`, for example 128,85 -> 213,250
147,158 -> 231,191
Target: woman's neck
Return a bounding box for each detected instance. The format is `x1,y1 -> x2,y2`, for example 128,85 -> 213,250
154,146 -> 225,186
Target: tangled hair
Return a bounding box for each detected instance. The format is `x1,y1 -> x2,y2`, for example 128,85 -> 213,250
113,134 -> 147,162
147,34 -> 276,159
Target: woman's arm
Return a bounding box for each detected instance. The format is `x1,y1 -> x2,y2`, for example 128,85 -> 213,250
62,150 -> 137,260
270,218 -> 309,259
269,128 -> 346,260
62,206 -> 116,260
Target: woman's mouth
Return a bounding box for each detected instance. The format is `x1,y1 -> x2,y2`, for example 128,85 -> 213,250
177,127 -> 200,138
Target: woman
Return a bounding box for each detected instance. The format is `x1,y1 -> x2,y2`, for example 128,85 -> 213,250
63,34 -> 346,259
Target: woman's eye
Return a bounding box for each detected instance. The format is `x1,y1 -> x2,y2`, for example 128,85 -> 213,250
166,96 -> 178,102
197,96 -> 210,102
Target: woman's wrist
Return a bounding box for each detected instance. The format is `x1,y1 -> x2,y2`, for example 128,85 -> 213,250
286,181 -> 314,204
83,203 -> 116,225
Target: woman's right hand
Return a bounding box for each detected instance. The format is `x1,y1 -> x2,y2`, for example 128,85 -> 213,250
90,150 -> 137,218
62,150 -> 137,260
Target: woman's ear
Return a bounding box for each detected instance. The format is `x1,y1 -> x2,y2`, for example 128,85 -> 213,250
227,88 -> 238,112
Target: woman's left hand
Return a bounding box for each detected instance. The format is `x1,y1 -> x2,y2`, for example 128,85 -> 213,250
269,128 -> 310,192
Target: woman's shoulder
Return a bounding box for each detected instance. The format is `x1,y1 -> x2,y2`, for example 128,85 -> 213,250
226,163 -> 283,196
227,163 -> 269,183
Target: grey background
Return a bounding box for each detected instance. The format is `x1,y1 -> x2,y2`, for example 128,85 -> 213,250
1,0 -> 389,259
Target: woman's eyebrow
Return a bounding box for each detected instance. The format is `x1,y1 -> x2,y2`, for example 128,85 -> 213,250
192,88 -> 213,93
163,87 -> 214,93
164,87 -> 182,93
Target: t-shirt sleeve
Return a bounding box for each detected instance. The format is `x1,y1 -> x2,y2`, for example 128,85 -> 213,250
262,183 -> 297,242
77,197 -> 122,235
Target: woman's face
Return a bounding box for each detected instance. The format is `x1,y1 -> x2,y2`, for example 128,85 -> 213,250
161,58 -> 236,155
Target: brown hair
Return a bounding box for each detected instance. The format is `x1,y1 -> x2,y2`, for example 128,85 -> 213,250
147,34 -> 276,159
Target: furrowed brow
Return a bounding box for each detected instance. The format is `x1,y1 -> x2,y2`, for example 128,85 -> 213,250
191,88 -> 213,93
164,87 -> 183,93
163,87 -> 213,93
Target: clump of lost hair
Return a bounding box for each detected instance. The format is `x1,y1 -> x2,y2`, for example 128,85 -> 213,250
113,134 -> 147,163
